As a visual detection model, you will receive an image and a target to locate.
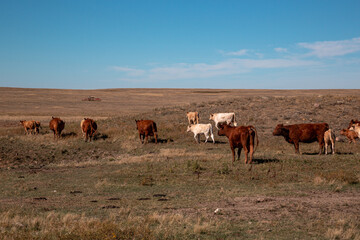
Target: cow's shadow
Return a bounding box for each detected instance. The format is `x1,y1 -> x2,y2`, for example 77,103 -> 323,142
251,158 -> 280,164
302,152 -> 353,155
61,132 -> 77,138
93,133 -> 108,141
146,138 -> 174,144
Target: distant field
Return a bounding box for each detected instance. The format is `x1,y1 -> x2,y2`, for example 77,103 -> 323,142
0,88 -> 359,239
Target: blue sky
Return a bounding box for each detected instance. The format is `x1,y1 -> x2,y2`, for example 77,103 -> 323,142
1,0 -> 360,89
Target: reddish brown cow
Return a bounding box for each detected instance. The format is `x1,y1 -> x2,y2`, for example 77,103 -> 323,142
135,120 -> 158,144
19,120 -> 37,135
273,123 -> 329,154
348,119 -> 360,129
218,124 -> 258,164
81,118 -> 97,142
340,129 -> 358,143
49,117 -> 65,139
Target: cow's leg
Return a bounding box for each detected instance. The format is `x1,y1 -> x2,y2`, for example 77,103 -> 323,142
211,132 -> 215,144
193,134 -> 199,143
230,145 -> 235,165
154,133 -> 158,144
243,146 -> 249,164
325,142 -> 328,155
332,140 -> 335,154
249,142 -> 254,164
319,141 -> 324,155
237,147 -> 242,160
294,141 -> 300,154
144,133 -> 149,144
204,133 -> 209,143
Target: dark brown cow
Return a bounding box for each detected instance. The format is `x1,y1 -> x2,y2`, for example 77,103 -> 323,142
49,117 -> 65,139
81,118 -> 97,142
19,120 -> 37,135
273,123 -> 329,154
35,121 -> 41,134
218,124 -> 258,164
348,119 -> 360,129
135,120 -> 158,144
340,129 -> 358,143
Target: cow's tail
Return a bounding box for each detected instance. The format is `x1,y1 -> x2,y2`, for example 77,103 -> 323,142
248,125 -> 259,152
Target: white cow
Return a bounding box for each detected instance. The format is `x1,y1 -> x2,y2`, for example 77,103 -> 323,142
209,112 -> 237,129
187,124 -> 215,144
324,129 -> 335,155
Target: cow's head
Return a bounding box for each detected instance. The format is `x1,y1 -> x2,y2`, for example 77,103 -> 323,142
19,120 -> 25,125
209,114 -> 214,120
186,125 -> 192,132
340,129 -> 347,135
217,123 -> 229,136
273,124 -> 286,136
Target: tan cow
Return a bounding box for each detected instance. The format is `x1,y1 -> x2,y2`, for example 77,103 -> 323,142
186,112 -> 199,125
340,129 -> 358,143
349,123 -> 360,138
19,120 -> 37,135
324,129 -> 335,155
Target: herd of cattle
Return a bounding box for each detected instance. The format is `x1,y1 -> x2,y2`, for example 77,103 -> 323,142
19,113 -> 360,164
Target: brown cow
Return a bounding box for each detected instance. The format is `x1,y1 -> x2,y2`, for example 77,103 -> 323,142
340,129 -> 358,143
273,123 -> 329,154
135,120 -> 158,144
348,119 -> 360,129
186,112 -> 199,125
81,118 -> 97,142
218,124 -> 258,164
35,121 -> 41,134
49,117 -> 65,139
19,120 -> 37,135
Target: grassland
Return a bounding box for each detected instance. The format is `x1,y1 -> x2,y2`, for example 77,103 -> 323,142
0,88 -> 360,239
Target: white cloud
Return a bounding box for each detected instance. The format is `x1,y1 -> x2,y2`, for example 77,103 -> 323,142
112,58 -> 319,82
224,49 -> 248,56
110,66 -> 145,76
274,47 -> 288,53
299,37 -> 360,58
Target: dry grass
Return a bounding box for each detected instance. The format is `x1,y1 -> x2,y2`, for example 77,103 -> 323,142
0,88 -> 360,239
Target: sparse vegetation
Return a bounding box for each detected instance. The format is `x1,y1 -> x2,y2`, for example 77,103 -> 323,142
0,88 -> 360,239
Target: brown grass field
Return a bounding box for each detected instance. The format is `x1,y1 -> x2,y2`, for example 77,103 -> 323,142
0,87 -> 360,239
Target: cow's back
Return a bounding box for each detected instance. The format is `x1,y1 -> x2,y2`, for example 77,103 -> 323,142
289,123 -> 328,142
49,118 -> 65,131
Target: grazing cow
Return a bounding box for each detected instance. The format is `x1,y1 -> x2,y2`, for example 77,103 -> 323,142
49,117 -> 65,139
81,118 -> 97,142
186,112 -> 199,125
273,123 -> 329,154
186,123 -> 215,144
218,124 -> 258,164
135,120 -> 158,144
19,120 -> 37,135
348,119 -> 360,129
324,129 -> 335,155
209,112 -> 237,129
340,129 -> 358,143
